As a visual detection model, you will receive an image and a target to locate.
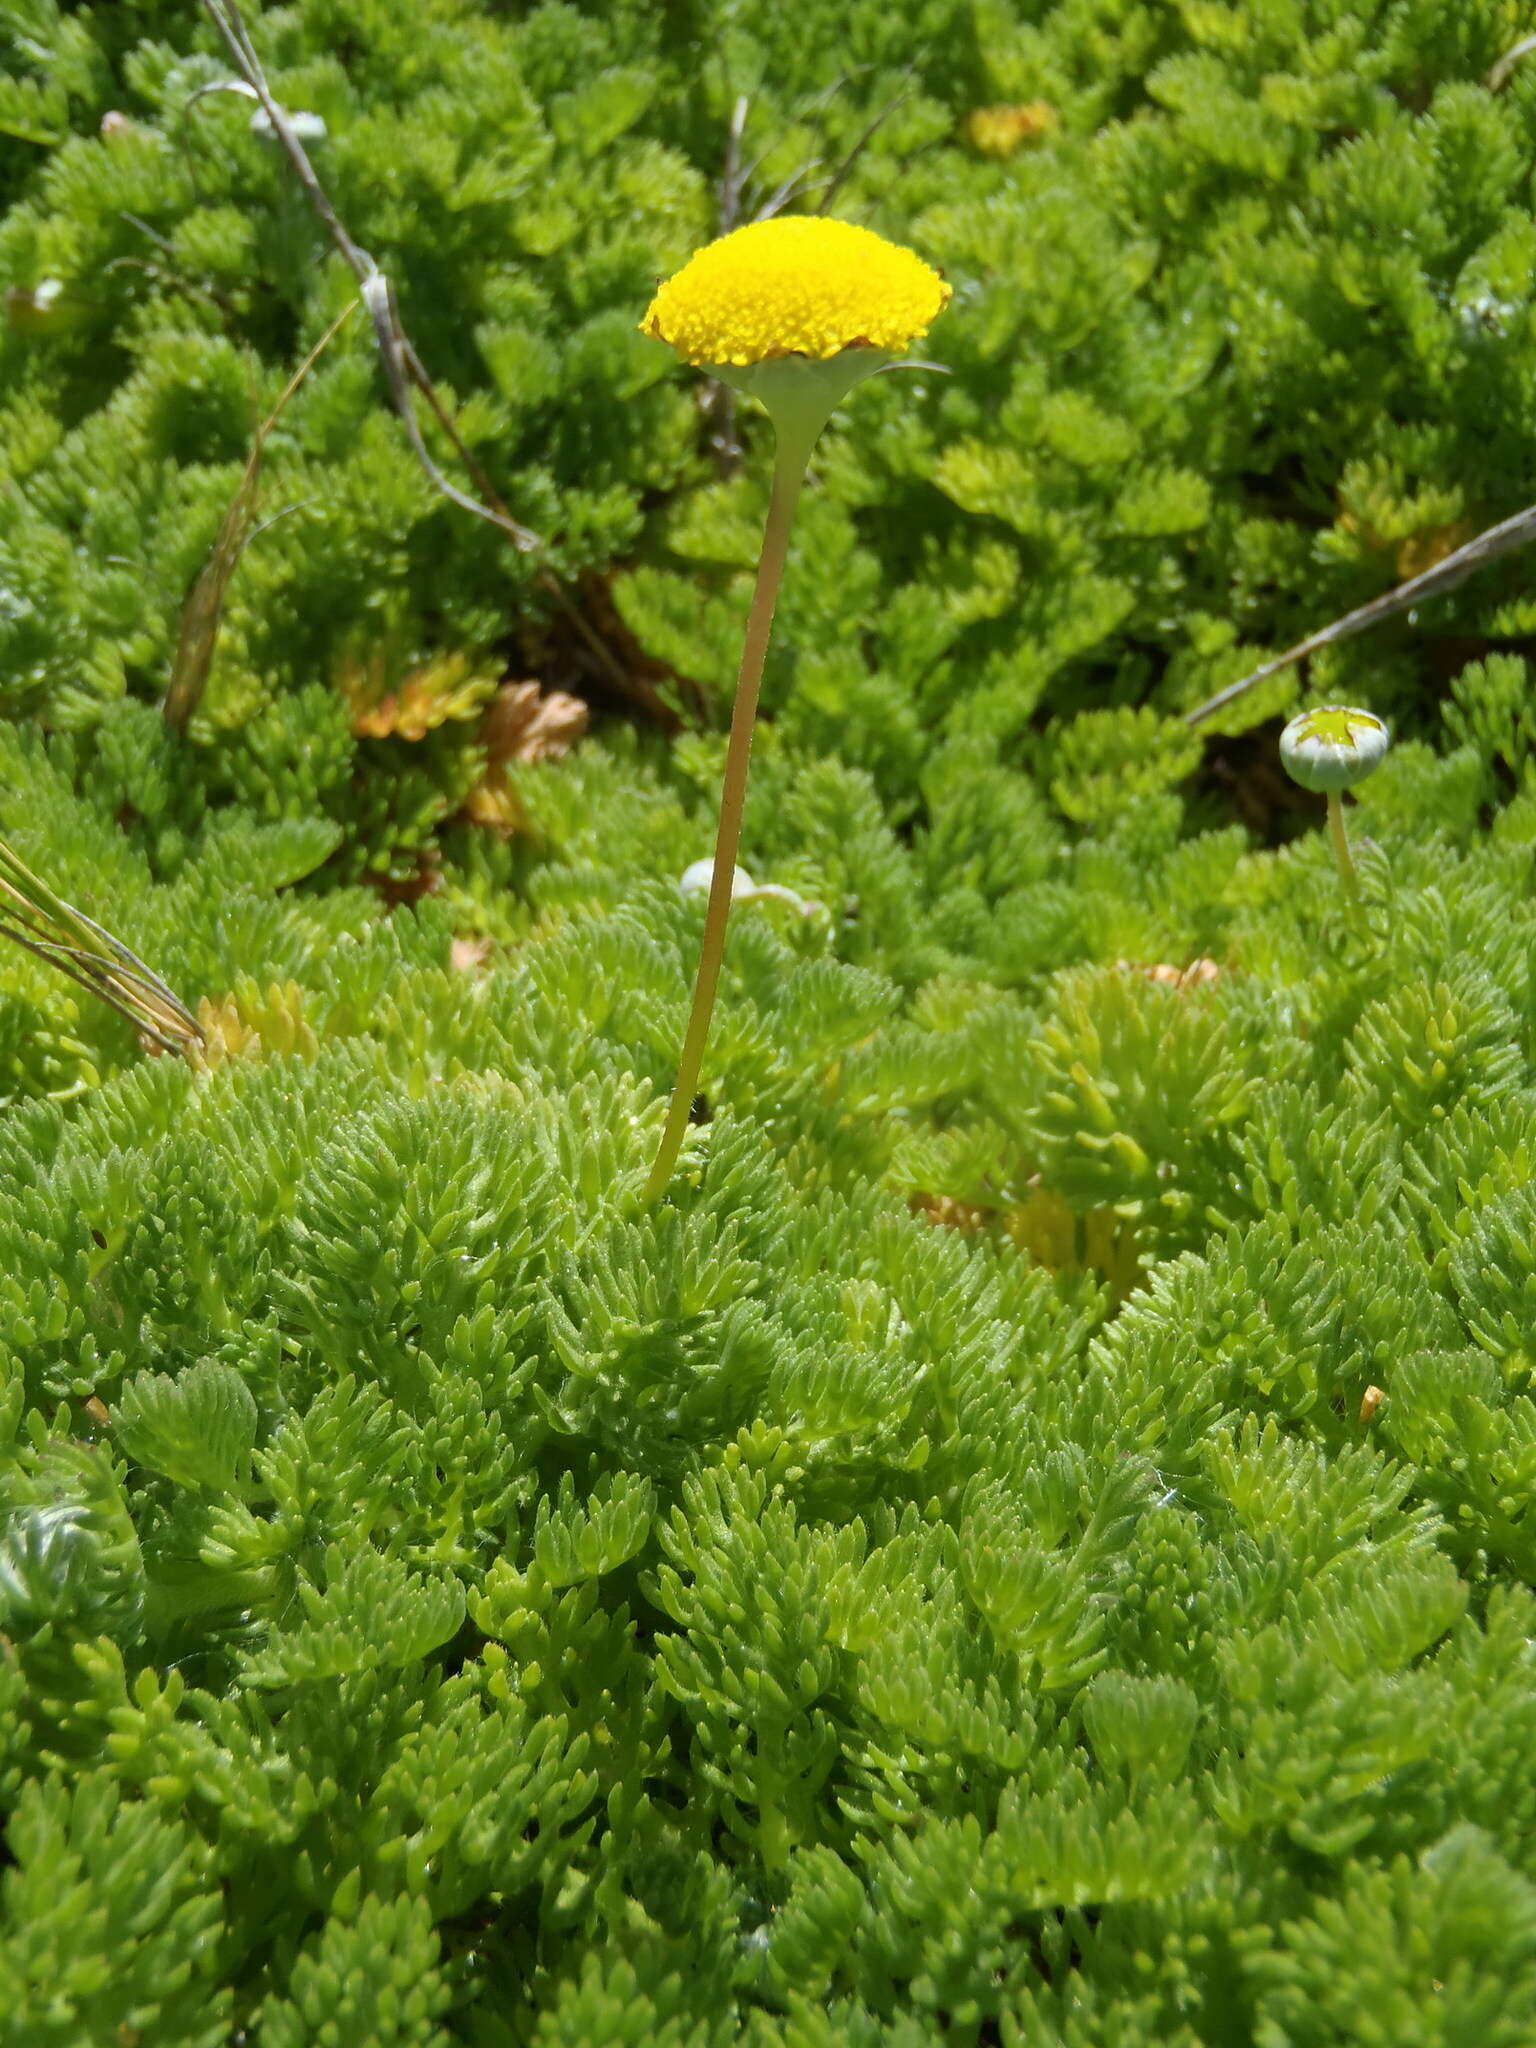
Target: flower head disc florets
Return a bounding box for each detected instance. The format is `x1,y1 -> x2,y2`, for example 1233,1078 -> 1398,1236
641,216 -> 950,369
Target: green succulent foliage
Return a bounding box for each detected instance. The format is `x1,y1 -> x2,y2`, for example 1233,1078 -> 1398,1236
3,624 -> 1536,2035
3,0 -> 1536,853
115,1356 -> 259,1494
7,0 -> 1536,2040
0,1775 -> 230,2047
258,1891 -> 453,2048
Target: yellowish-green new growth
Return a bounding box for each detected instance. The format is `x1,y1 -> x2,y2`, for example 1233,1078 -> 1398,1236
641,216 -> 951,368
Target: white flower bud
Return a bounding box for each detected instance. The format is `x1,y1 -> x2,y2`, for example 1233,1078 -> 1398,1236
677,860 -> 823,918
250,107 -> 328,143
1279,706 -> 1390,793
679,859 -> 756,902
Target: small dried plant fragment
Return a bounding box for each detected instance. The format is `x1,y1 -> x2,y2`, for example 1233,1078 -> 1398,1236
465,683 -> 590,833
966,102 -> 1059,157
0,838 -> 201,1057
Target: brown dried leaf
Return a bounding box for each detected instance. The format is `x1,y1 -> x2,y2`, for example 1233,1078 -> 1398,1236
464,681 -> 590,835
165,300 -> 355,730
909,1193 -> 989,1232
450,936 -> 493,975
481,680 -> 589,767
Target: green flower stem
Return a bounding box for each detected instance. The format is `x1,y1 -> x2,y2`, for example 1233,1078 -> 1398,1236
1326,790 -> 1362,908
644,425 -> 815,1201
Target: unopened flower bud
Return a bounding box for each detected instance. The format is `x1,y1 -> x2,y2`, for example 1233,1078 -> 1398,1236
1279,706 -> 1390,793
679,858 -> 756,902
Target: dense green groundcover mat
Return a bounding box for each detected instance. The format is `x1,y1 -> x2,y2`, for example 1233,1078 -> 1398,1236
10,0 -> 1536,2040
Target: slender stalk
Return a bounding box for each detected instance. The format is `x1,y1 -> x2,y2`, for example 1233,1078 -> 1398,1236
1326,791 -> 1361,908
0,840 -> 202,1053
644,429 -> 814,1200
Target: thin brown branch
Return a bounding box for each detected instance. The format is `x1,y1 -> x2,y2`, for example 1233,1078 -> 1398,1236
1184,502 -> 1536,728
753,160 -> 828,224
1489,33 -> 1536,91
358,274 -> 539,549
165,298 -> 356,729
201,1 -> 368,276
197,0 -> 538,555
194,0 -> 654,709
814,66 -> 915,217
719,92 -> 750,234
737,68 -> 875,196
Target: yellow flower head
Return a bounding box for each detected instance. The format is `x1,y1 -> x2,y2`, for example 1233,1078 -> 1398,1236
641,216 -> 950,369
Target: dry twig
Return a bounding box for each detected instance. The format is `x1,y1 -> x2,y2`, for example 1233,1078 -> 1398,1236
0,841 -> 202,1055
194,0 -> 639,701
1489,34 -> 1536,91
1184,501 -> 1536,728
165,298 -> 354,729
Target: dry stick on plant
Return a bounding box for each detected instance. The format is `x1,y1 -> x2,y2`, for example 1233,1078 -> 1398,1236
725,66 -> 879,229
1489,34 -> 1536,91
165,297 -> 355,729
704,68 -> 904,466
719,92 -> 752,236
637,218 -> 950,1201
810,67 -> 915,219
0,841 -> 202,1055
110,212 -> 243,325
188,7 -> 536,554
743,71 -> 913,228
1183,501 -> 1536,730
194,0 -> 651,711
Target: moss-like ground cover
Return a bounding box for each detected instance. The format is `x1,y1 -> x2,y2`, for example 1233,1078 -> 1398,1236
7,2 -> 1536,2041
